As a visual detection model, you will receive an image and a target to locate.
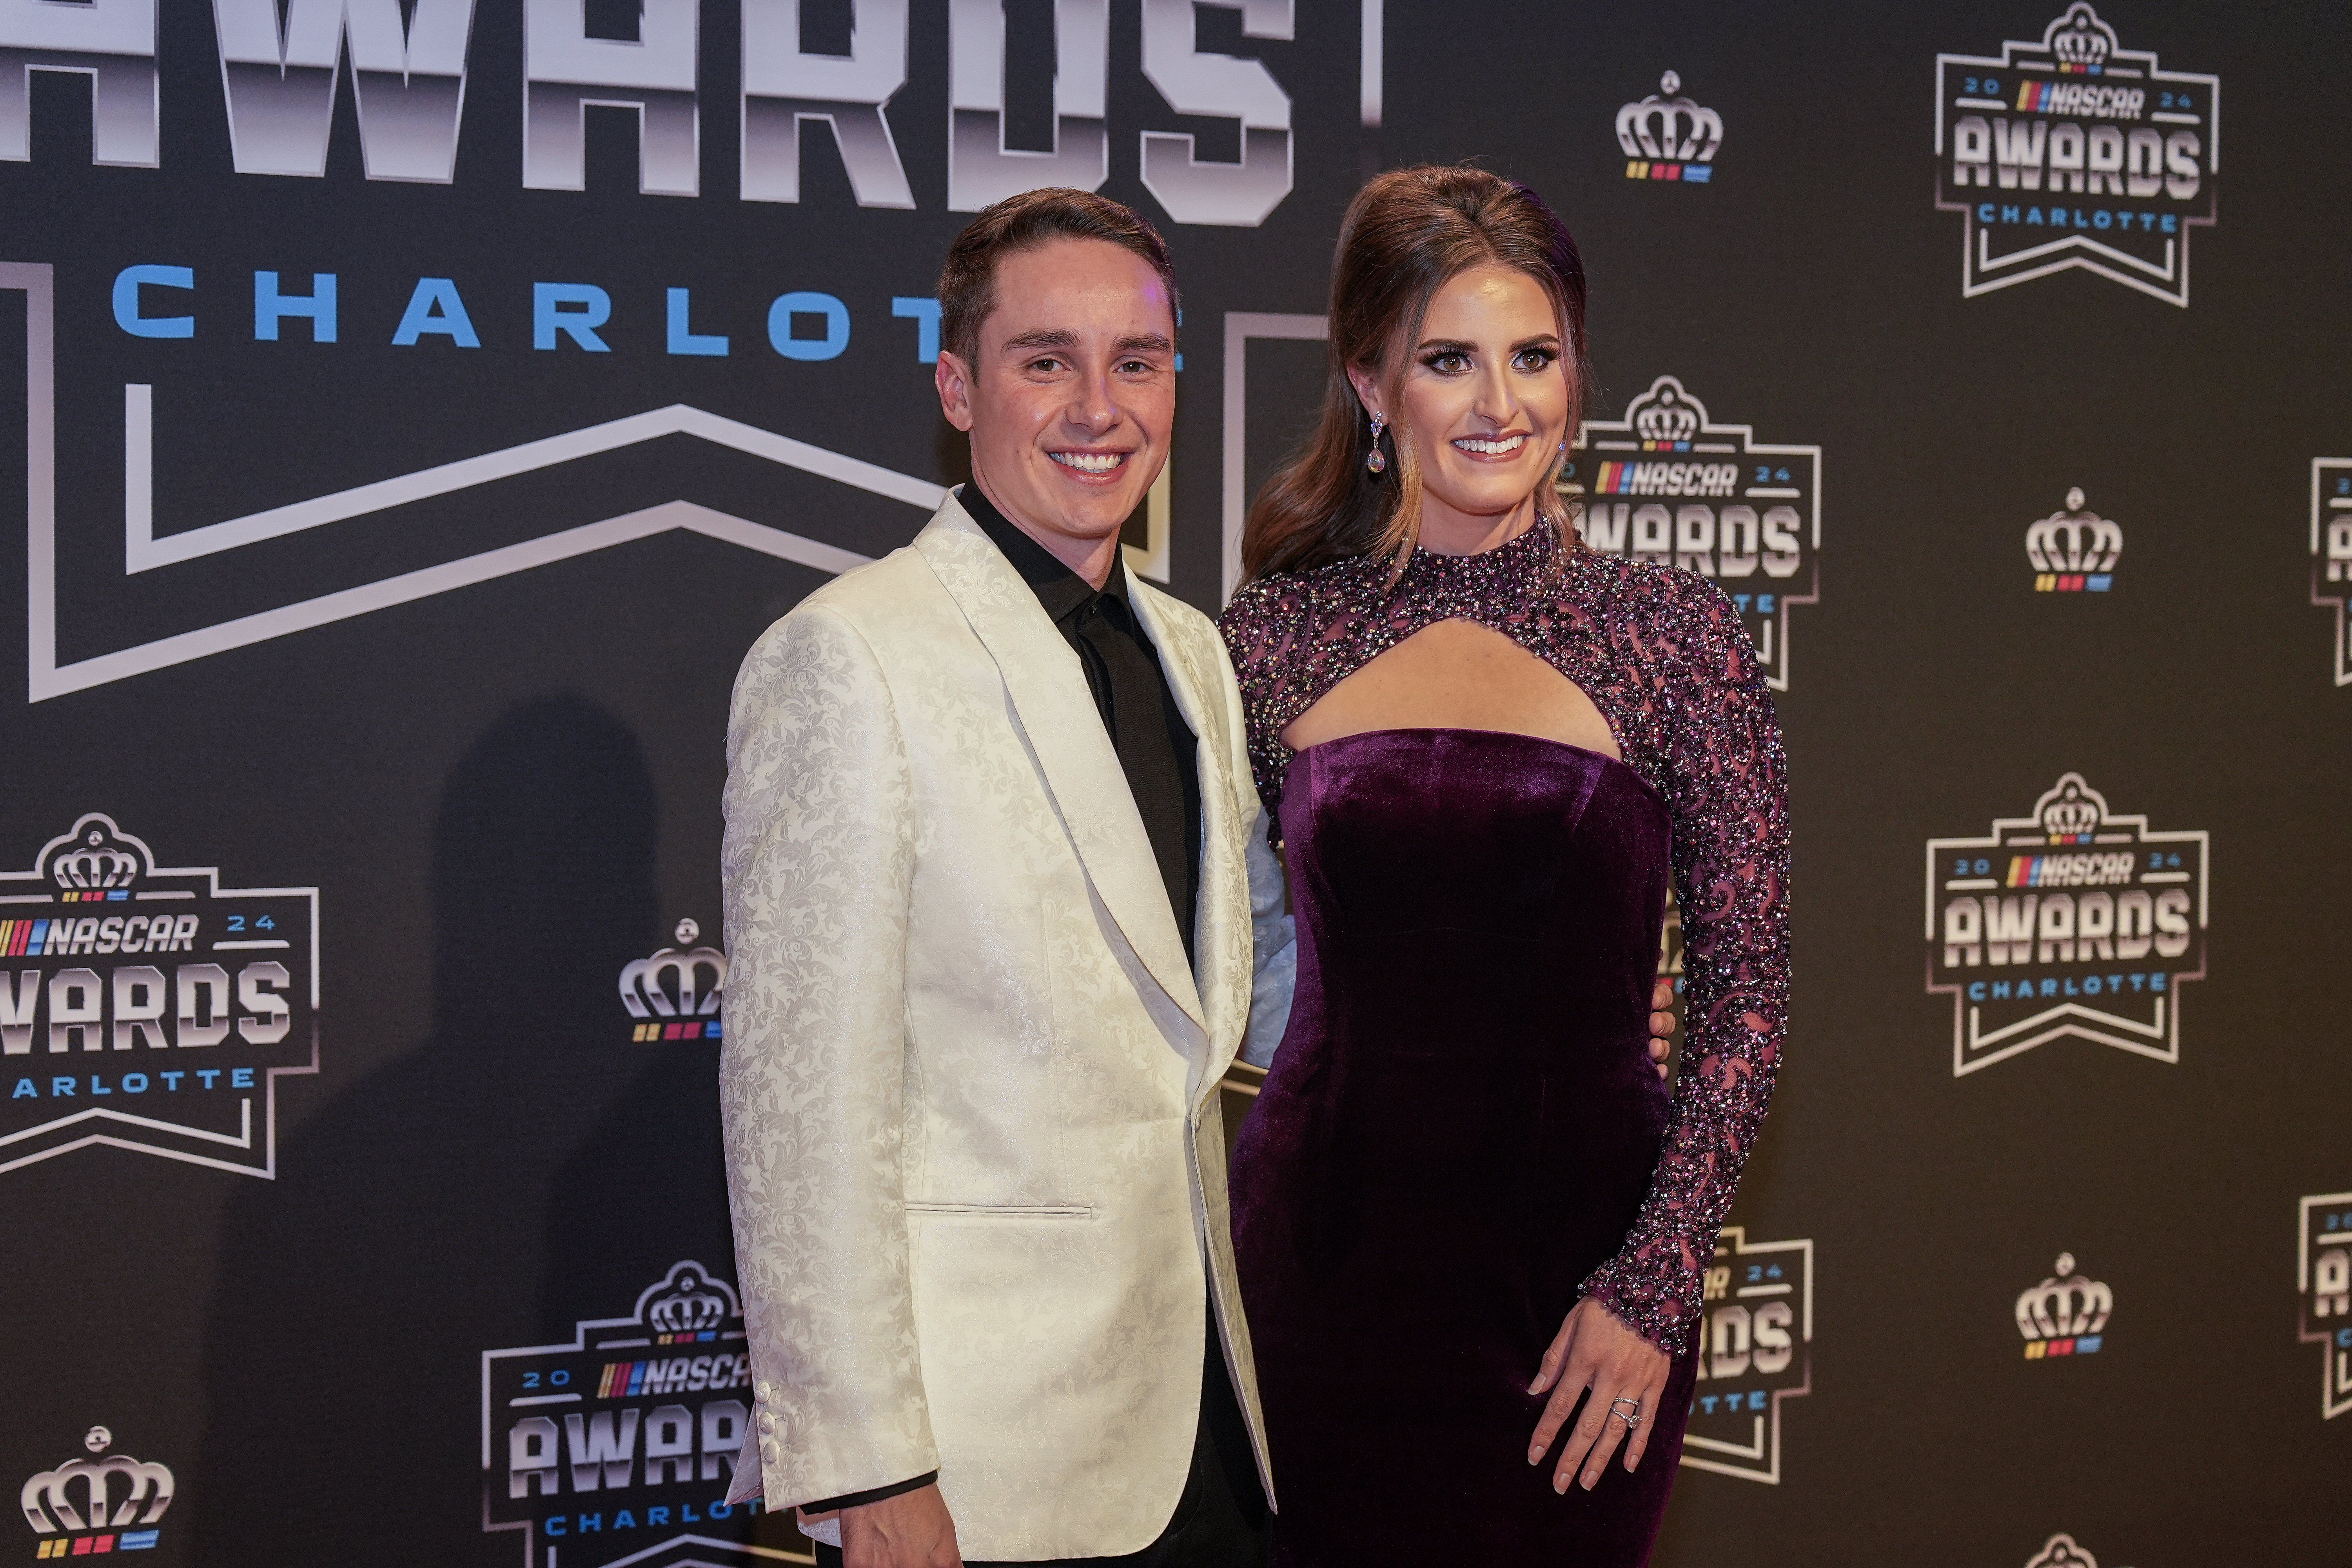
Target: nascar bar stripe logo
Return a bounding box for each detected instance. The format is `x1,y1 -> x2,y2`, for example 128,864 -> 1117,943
1563,376 -> 1820,690
0,815 -> 318,1178
1925,774 -> 2207,1076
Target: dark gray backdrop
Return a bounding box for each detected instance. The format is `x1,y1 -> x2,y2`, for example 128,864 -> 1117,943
2,3 -> 2343,1565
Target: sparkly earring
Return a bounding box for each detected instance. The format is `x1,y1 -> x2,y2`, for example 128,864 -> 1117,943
1366,414 -> 1387,474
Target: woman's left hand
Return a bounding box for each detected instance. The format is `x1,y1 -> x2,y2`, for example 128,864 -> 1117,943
1527,1296 -> 1671,1492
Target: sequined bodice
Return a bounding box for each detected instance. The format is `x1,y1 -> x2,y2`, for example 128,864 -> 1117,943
1218,524 -> 1791,1356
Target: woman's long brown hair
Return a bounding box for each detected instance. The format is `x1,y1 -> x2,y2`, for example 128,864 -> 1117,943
1239,164 -> 1595,585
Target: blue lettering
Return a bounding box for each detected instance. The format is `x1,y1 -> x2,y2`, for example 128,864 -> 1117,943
1756,595 -> 1774,613
2062,977 -> 2079,996
162,1071 -> 184,1089
10,1079 -> 31,1099
197,1069 -> 220,1088
1991,981 -> 2011,1000
546,1519 -> 566,1537
707,1502 -> 731,1519
647,1507 -> 671,1526
114,264 -> 195,339
2093,209 -> 2112,229
666,289 -> 729,356
392,278 -> 480,347
231,1067 -> 254,1087
535,283 -> 612,352
2151,973 -> 2166,992
2161,212 -> 2178,232
891,296 -> 941,363
91,1076 -> 111,1094
2081,976 -> 2100,995
767,292 -> 849,361
52,1077 -> 75,1096
613,1511 -> 637,1529
123,1073 -> 148,1092
1967,982 -> 1985,1002
254,271 -> 337,343
578,1514 -> 601,1532
1978,203 -> 1996,223
2025,207 -> 2043,225
2000,205 -> 2020,223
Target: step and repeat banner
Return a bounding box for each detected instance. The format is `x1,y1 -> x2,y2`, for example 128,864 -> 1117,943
2,2 -> 2344,1565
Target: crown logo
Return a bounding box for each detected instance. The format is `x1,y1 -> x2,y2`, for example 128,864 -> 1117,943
2025,1534 -> 2102,1568
620,921 -> 729,1019
1625,378 -> 1706,445
21,1428 -> 175,1535
2030,773 -> 2107,840
2045,4 -> 2116,66
2025,488 -> 2122,575
1615,72 -> 1723,164
39,815 -> 149,894
2016,1254 -> 2113,1340
635,1262 -> 741,1334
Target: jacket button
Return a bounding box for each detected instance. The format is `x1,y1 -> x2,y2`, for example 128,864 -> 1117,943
755,1380 -> 773,1404
757,1411 -> 776,1435
760,1438 -> 780,1465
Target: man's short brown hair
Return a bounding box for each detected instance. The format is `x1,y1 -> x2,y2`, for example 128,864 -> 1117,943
936,188 -> 1180,368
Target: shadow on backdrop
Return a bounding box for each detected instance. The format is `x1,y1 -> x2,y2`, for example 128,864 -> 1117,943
188,694 -> 755,1566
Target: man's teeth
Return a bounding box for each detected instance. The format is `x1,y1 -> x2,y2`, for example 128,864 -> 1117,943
1051,452 -> 1125,473
1453,436 -> 1525,455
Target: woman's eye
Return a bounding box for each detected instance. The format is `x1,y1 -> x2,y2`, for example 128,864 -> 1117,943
1426,352 -> 1470,374
1514,348 -> 1559,370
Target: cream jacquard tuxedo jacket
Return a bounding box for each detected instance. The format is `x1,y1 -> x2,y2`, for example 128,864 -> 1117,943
717,494 -> 1296,1561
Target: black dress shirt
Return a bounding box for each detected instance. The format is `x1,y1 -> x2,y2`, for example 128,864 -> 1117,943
799,484 -> 1206,1519
961,483 -> 1203,965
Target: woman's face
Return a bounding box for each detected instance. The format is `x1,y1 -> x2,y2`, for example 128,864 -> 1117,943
1352,264 -> 1571,547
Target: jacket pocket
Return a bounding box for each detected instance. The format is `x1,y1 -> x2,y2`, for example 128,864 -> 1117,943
902,1201 -> 1093,1219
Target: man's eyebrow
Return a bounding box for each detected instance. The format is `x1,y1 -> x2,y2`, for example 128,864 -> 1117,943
1112,332 -> 1174,355
1000,328 -> 1079,353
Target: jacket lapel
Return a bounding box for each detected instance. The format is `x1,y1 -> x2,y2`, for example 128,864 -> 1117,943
914,496 -> 1206,1033
1126,575 -> 1249,1100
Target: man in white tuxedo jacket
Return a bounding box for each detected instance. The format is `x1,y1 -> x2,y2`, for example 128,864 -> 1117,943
718,192 -> 1290,1568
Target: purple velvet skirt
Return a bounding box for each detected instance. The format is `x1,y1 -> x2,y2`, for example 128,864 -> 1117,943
1231,729 -> 1697,1566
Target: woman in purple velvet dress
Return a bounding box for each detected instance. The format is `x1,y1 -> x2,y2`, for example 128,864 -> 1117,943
1218,165 -> 1790,1565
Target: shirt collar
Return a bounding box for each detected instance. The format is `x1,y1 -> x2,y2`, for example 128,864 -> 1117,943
958,482 -> 1128,626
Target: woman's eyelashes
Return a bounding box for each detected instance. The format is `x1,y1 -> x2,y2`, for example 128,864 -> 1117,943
1415,343 -> 1561,376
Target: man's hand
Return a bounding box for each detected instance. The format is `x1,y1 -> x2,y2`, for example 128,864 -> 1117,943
838,1484 -> 962,1568
1647,977 -> 1675,1078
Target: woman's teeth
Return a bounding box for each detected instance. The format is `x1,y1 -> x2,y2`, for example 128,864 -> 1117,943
1051,452 -> 1125,472
1453,436 -> 1526,456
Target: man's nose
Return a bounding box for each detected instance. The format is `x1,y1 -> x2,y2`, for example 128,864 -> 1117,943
1066,367 -> 1120,433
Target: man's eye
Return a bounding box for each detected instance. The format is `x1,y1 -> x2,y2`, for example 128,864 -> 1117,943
1028,357 -> 1064,373
1119,358 -> 1158,374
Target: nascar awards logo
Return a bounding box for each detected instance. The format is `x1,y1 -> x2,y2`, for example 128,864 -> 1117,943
1681,1227 -> 1812,1485
1935,4 -> 2219,305
2025,1536 -> 2130,1568
621,919 -> 728,1044
1562,376 -> 1820,690
1615,71 -> 1720,183
0,814 -> 318,1176
2311,458 -> 2352,685
483,1262 -> 783,1568
21,1426 -> 174,1559
1925,774 -> 2207,1076
2016,1253 -> 2111,1360
2298,1191 -> 2352,1419
2027,488 -> 2122,593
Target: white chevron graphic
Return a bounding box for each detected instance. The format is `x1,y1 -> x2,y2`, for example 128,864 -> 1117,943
7,261 -> 948,702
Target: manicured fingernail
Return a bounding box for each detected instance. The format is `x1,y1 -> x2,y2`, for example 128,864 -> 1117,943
1581,1470 -> 1596,1491
1552,1472 -> 1568,1494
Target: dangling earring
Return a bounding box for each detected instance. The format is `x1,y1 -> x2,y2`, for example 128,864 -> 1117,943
1366,414 -> 1388,474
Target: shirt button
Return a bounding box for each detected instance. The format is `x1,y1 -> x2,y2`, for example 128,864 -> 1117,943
757,1411 -> 777,1435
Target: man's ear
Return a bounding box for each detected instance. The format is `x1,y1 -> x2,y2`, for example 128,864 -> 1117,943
936,350 -> 977,433
1344,363 -> 1385,423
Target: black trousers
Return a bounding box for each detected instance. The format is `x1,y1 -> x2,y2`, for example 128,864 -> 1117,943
816,1307 -> 1269,1568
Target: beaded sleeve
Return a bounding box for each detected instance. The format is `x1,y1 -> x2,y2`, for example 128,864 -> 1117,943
1218,527 -> 1791,1357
